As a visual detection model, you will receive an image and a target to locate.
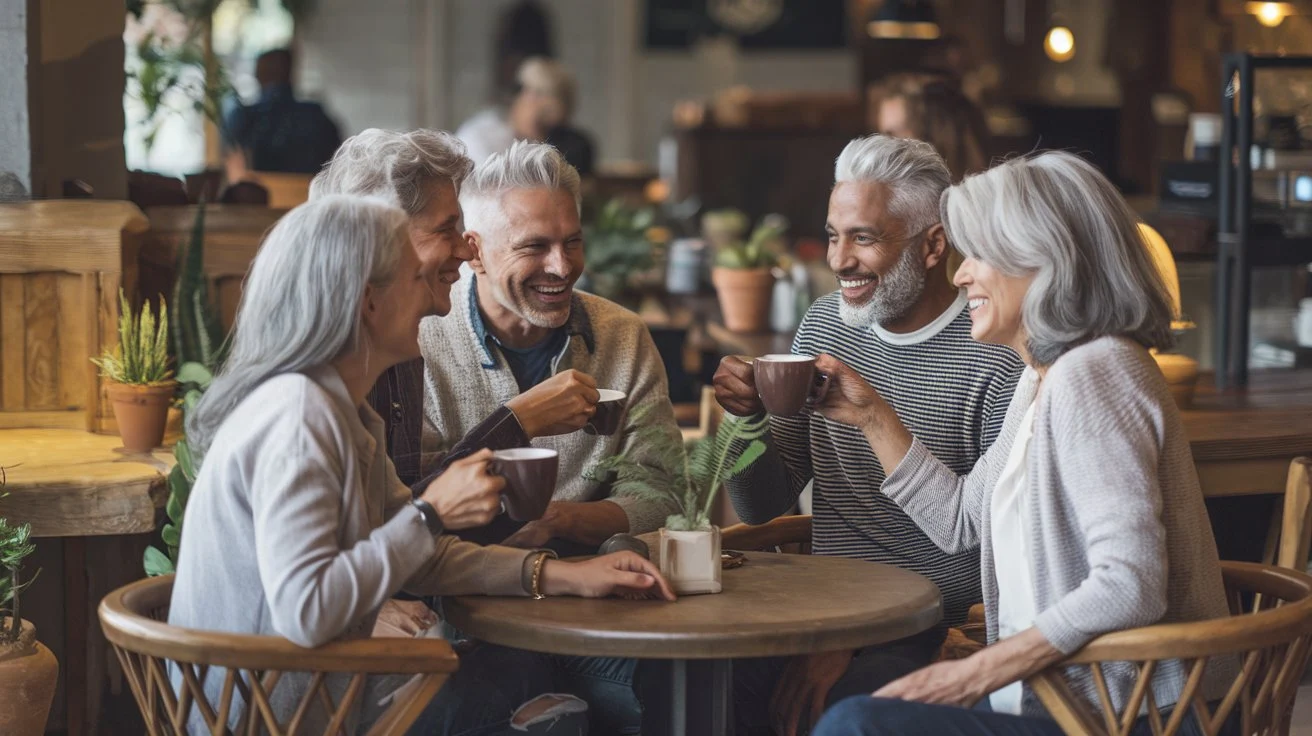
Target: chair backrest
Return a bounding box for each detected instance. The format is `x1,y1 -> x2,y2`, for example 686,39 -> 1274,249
99,575 -> 459,736
1026,561 -> 1312,736
721,514 -> 812,554
245,172 -> 312,209
1279,457 -> 1312,573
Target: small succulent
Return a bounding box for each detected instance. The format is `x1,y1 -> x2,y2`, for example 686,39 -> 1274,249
91,290 -> 173,386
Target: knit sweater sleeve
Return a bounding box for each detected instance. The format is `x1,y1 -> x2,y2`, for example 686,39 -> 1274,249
1031,343 -> 1170,655
881,367 -> 1036,554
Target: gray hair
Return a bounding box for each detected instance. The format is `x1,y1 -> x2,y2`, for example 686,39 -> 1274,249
187,195 -> 409,458
834,134 -> 952,234
309,128 -> 474,216
518,56 -> 577,118
940,151 -> 1175,366
461,140 -> 581,241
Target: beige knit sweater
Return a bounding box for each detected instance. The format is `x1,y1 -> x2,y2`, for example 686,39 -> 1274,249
418,277 -> 682,535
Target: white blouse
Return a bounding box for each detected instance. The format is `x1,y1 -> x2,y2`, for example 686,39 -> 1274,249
988,396 -> 1039,715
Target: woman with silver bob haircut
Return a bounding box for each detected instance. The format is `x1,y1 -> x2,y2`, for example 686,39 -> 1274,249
170,195 -> 673,735
811,152 -> 1234,736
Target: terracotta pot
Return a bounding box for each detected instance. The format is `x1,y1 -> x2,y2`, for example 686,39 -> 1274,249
659,526 -> 722,595
1152,353 -> 1199,410
712,267 -> 775,333
0,619 -> 58,736
106,381 -> 177,452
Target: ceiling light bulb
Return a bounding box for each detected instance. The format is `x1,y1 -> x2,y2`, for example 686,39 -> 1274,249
1044,26 -> 1075,63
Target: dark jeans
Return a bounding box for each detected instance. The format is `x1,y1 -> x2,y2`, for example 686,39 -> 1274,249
552,655 -> 642,735
813,696 -> 1240,736
734,629 -> 946,736
406,642 -> 589,736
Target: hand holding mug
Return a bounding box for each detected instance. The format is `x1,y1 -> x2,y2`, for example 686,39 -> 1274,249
713,356 -> 764,416
418,449 -> 505,530
505,370 -> 600,438
810,354 -> 890,432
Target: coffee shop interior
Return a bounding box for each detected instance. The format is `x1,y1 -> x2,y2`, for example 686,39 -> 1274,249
4,0 -> 1312,734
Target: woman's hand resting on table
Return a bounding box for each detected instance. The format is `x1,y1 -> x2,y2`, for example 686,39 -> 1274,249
539,551 -> 677,601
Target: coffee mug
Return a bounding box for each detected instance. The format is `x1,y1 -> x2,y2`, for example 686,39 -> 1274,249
491,448 -> 559,521
754,354 -> 830,417
584,389 -> 627,436
598,533 -> 651,560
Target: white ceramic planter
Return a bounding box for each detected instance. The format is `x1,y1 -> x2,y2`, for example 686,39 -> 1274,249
659,526 -> 722,595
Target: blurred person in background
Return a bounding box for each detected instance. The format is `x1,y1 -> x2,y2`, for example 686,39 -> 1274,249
224,48 -> 341,176
869,74 -> 991,183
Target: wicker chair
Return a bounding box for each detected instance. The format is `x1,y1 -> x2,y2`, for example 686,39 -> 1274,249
1026,561 -> 1312,736
99,575 -> 459,735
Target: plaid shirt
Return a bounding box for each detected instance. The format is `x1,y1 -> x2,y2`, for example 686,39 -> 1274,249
367,358 -> 527,491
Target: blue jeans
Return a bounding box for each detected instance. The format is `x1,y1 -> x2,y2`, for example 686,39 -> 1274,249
405,642 -> 588,736
814,696 -> 1239,736
552,655 -> 642,735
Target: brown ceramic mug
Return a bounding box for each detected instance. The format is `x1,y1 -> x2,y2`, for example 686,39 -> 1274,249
491,448 -> 559,521
584,389 -> 627,436
754,354 -> 830,417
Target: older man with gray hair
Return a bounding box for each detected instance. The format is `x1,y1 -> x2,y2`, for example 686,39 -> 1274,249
714,135 -> 1024,735
311,129 -> 602,489
418,140 -> 682,734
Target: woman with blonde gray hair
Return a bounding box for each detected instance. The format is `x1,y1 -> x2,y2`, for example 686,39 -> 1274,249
169,194 -> 673,735
809,151 -> 1235,735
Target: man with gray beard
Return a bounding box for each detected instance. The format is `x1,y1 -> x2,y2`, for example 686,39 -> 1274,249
714,136 -> 1023,736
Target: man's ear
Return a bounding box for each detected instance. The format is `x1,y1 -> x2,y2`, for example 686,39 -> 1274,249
465,231 -> 488,275
923,223 -> 950,270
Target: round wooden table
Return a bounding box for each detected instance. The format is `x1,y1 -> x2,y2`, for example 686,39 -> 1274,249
445,551 -> 942,736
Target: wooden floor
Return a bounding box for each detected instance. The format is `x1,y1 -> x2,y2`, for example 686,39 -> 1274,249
1295,670 -> 1312,734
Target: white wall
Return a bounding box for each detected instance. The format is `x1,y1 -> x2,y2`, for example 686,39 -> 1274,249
298,0 -> 857,166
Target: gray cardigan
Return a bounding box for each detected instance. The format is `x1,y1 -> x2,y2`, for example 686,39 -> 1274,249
883,337 -> 1234,717
169,366 -> 533,733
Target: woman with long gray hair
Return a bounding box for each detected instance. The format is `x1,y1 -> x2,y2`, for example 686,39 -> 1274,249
169,195 -> 673,735
809,152 -> 1235,735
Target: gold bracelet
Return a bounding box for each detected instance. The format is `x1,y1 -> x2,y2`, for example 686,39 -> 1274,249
530,551 -> 550,600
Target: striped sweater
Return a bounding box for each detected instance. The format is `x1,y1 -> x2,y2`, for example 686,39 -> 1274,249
724,291 -> 1024,626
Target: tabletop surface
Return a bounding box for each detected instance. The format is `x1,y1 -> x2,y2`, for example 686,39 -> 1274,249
444,551 -> 943,660
1181,370 -> 1312,462
0,428 -> 173,537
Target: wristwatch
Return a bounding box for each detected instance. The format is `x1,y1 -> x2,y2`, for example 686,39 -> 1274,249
410,499 -> 445,537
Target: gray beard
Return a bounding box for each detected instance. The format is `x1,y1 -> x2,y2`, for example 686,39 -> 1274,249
837,244 -> 927,329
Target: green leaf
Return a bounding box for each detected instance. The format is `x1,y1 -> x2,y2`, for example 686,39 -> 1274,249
143,546 -> 174,577
176,362 -> 212,388
160,523 -> 181,548
728,439 -> 767,477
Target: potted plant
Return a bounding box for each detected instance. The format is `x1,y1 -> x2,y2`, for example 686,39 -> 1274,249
710,212 -> 788,333
586,409 -> 769,594
92,290 -> 175,453
582,198 -> 665,310
0,509 -> 56,736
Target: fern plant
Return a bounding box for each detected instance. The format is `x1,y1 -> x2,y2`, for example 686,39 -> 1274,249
586,407 -> 770,531
91,290 -> 173,386
0,491 -> 38,643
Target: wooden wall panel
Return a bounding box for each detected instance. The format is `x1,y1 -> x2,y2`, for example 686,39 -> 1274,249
56,274 -> 88,410
23,273 -> 59,410
216,277 -> 243,332
1,274 -> 26,410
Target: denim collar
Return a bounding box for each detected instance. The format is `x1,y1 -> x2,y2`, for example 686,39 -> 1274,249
467,276 -> 596,369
